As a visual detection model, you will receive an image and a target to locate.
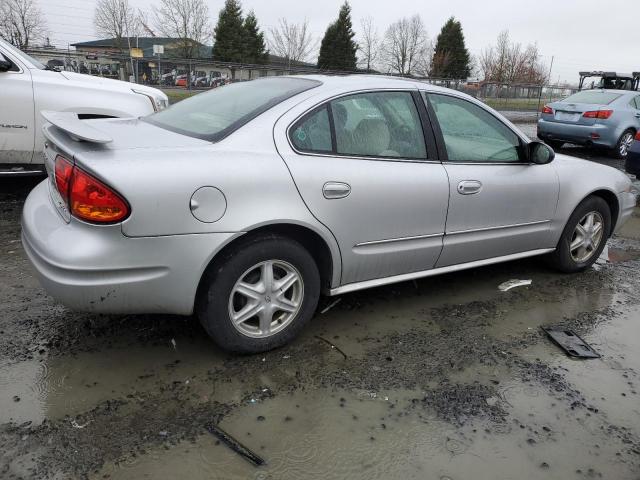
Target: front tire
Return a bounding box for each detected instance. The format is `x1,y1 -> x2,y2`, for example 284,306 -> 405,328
548,196 -> 611,273
197,235 -> 320,354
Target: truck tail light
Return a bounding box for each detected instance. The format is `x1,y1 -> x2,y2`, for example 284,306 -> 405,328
541,105 -> 553,114
583,110 -> 613,119
53,154 -> 129,223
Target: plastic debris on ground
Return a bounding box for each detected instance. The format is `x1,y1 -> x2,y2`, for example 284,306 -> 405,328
320,298 -> 341,314
204,422 -> 266,466
541,327 -> 600,359
498,279 -> 532,292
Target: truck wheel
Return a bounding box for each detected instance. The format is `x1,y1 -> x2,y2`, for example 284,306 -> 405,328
197,234 -> 320,354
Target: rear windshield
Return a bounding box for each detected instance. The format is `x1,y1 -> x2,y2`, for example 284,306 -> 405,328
144,77 -> 321,141
562,91 -> 621,105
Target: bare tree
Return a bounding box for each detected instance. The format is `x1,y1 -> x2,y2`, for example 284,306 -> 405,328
357,16 -> 380,72
94,0 -> 141,51
381,15 -> 430,76
153,0 -> 211,58
479,30 -> 547,84
268,18 -> 317,67
0,0 -> 46,48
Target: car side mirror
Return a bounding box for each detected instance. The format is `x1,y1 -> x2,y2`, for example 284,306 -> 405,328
528,141 -> 555,164
0,53 -> 12,72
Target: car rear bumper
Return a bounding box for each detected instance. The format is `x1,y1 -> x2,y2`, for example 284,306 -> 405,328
21,180 -> 238,315
537,119 -> 617,148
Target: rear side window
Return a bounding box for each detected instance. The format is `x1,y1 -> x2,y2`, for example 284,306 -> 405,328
331,92 -> 426,159
144,77 -> 320,142
289,91 -> 428,160
290,106 -> 332,153
562,91 -> 621,105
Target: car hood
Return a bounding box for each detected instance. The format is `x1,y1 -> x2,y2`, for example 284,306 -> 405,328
59,71 -> 164,98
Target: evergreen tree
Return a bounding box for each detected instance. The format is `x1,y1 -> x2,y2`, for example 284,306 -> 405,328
317,2 -> 357,71
243,10 -> 268,64
431,17 -> 471,79
212,0 -> 245,63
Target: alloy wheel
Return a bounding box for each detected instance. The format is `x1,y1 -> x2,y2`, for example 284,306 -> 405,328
619,132 -> 634,157
228,260 -> 304,338
570,211 -> 604,263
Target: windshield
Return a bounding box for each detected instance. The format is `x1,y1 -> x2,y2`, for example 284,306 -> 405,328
0,39 -> 47,69
144,77 -> 321,141
562,91 -> 621,104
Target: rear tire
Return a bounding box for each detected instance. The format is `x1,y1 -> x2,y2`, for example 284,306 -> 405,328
547,196 -> 611,273
196,234 -> 320,354
612,129 -> 635,159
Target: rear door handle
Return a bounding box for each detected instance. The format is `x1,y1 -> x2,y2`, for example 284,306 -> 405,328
457,180 -> 482,195
323,181 -> 351,199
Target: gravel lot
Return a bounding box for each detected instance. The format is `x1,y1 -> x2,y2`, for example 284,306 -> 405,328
1,140 -> 639,479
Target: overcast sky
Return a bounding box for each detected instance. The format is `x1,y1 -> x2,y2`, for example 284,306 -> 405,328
41,0 -> 638,84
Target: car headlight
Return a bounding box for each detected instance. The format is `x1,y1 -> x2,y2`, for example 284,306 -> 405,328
132,89 -> 169,112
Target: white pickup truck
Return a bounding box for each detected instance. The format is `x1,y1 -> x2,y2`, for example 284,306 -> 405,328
0,38 -> 168,175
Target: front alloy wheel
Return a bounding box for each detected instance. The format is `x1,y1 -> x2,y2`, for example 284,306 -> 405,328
548,195 -> 611,273
569,211 -> 604,263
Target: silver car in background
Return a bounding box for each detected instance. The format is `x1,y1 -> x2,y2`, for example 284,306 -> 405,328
22,76 -> 636,353
538,89 -> 640,158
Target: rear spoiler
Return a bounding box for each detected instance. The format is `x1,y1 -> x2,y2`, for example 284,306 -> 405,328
41,111 -> 112,144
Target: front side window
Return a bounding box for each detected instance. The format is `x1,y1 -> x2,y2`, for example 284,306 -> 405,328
145,77 -> 320,141
331,92 -> 427,159
427,93 -> 522,163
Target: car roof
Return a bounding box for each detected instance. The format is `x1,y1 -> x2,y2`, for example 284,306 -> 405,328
287,74 -> 462,96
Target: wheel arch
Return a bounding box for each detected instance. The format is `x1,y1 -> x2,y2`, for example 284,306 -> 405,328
587,189 -> 619,236
194,222 -> 340,312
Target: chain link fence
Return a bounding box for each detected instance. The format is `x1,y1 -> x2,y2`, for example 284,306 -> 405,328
26,48 -> 577,112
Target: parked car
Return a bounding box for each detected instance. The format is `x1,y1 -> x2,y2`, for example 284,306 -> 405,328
537,89 -> 640,158
175,74 -> 187,87
0,38 -> 168,175
22,76 -> 636,353
625,131 -> 640,175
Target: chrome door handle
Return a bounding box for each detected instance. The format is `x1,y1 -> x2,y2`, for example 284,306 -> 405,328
457,180 -> 482,195
323,181 -> 351,199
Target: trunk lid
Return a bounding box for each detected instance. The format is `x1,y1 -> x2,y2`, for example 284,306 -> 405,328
546,101 -> 608,126
41,114 -> 212,223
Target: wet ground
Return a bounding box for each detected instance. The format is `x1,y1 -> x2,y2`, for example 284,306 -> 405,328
1,143 -> 640,479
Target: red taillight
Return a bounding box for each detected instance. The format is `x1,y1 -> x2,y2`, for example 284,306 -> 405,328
583,110 -> 613,119
54,155 -> 73,203
635,131 -> 640,141
541,105 -> 553,114
53,155 -> 129,223
70,168 -> 129,223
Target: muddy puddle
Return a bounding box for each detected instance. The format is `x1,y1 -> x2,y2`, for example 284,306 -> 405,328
1,178 -> 640,479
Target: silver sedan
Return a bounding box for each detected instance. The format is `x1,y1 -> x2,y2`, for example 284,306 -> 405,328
22,75 -> 636,353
